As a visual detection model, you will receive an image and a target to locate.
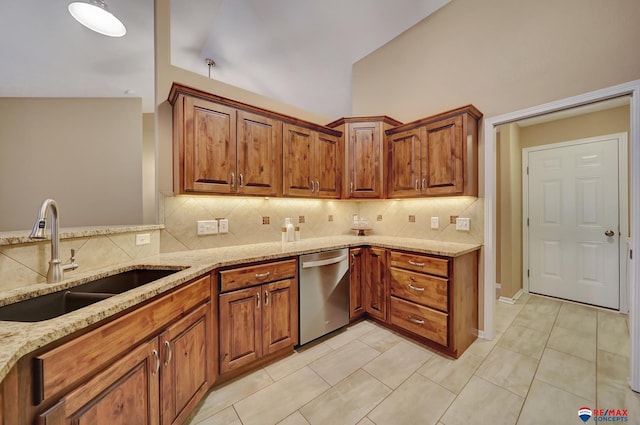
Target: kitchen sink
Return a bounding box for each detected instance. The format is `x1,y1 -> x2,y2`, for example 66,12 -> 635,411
0,268 -> 182,322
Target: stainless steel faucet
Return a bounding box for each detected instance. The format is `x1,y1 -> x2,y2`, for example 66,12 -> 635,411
29,198 -> 79,283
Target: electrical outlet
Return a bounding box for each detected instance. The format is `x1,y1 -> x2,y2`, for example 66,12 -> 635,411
430,217 -> 439,229
219,218 -> 229,234
456,217 -> 470,231
197,220 -> 218,235
135,233 -> 151,245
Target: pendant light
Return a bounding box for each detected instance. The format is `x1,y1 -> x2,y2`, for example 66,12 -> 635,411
68,0 -> 126,37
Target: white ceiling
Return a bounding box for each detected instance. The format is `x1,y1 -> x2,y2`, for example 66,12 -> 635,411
0,0 -> 449,118
173,0 -> 451,118
0,0 -> 155,112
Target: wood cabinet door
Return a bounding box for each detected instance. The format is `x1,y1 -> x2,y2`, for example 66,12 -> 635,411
423,116 -> 463,195
348,123 -> 383,198
183,96 -> 237,193
219,287 -> 262,374
53,339 -> 160,425
283,124 -> 314,197
315,132 -> 341,199
262,279 -> 298,355
237,111 -> 282,196
160,303 -> 212,425
365,247 -> 388,321
387,129 -> 421,198
349,248 -> 365,320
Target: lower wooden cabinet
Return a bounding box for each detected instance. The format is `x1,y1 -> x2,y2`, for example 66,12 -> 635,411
219,259 -> 298,375
349,248 -> 365,320
388,249 -> 478,357
31,274 -> 215,425
364,247 -> 388,321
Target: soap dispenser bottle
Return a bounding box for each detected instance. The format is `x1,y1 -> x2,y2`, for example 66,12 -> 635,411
284,218 -> 295,242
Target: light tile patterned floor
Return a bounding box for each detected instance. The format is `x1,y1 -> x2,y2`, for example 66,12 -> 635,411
187,294 -> 640,425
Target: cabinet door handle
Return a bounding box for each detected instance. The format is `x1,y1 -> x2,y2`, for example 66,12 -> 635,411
408,284 -> 425,292
408,260 -> 425,267
265,290 -> 269,306
239,173 -> 244,186
421,178 -> 426,191
164,341 -> 172,366
310,178 -> 315,193
256,292 -> 261,309
316,180 -> 320,193
231,172 -> 236,188
407,315 -> 425,325
415,179 -> 420,191
152,349 -> 160,376
350,182 -> 353,193
255,271 -> 270,278
351,253 -> 356,266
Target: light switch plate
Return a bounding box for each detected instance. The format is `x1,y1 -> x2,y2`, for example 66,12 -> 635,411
135,233 -> 151,245
219,218 -> 229,234
430,217 -> 439,229
197,220 -> 218,235
456,218 -> 470,231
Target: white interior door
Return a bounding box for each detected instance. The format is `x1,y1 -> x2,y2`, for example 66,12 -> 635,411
527,137 -> 620,309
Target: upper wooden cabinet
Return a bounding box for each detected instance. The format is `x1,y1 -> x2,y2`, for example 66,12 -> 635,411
172,92 -> 282,196
327,116 -> 402,199
386,106 -> 482,198
283,123 -> 342,198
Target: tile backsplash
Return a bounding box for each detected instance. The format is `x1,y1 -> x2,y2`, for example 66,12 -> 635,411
0,230 -> 161,293
160,194 -> 483,253
0,196 -> 483,293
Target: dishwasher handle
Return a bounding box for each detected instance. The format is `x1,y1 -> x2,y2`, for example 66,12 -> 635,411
301,254 -> 348,269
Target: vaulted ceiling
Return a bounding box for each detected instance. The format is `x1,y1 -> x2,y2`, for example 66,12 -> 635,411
0,0 -> 450,117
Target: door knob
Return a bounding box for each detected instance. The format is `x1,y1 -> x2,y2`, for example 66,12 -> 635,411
604,230 -> 615,237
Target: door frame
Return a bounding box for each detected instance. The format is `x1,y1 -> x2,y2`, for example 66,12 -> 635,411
482,79 -> 640,392
521,133 -> 629,311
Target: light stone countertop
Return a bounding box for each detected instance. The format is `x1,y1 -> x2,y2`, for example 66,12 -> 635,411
0,224 -> 164,246
0,235 -> 481,383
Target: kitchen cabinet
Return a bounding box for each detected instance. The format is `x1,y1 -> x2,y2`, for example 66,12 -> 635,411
29,274 -> 215,425
326,116 -> 402,199
282,123 -> 342,198
386,105 -> 482,198
219,259 -> 298,374
172,93 -> 282,196
388,249 -> 478,357
364,247 -> 388,322
349,247 -> 365,320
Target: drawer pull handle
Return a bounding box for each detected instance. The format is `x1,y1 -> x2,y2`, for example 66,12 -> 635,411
164,341 -> 172,366
256,292 -> 261,309
265,290 -> 269,306
152,349 -> 160,376
408,260 -> 425,267
407,316 -> 425,325
255,271 -> 270,278
408,284 -> 425,292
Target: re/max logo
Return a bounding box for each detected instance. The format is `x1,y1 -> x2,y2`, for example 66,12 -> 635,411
593,409 -> 628,417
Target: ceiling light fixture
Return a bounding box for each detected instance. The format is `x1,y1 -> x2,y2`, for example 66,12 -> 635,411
68,0 -> 126,37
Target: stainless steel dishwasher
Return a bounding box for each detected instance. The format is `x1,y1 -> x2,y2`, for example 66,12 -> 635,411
299,248 -> 350,345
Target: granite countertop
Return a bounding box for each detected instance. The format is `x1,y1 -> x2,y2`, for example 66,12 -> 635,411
0,235 -> 481,382
0,224 -> 164,246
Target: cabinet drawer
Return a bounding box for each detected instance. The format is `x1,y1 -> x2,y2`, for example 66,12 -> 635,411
220,259 -> 296,292
390,297 -> 448,346
389,251 -> 449,277
390,267 -> 448,312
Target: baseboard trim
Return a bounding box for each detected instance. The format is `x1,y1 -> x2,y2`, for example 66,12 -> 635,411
498,289 -> 524,305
